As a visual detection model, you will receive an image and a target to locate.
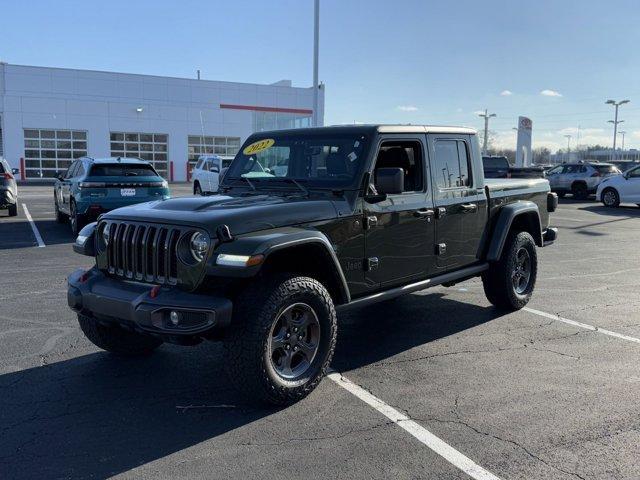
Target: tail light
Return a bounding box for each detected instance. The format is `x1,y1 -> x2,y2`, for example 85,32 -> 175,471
591,172 -> 601,177
78,182 -> 106,188
2,173 -> 14,180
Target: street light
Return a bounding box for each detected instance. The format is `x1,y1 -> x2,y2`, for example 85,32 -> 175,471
478,109 -> 496,154
618,130 -> 627,151
606,99 -> 630,161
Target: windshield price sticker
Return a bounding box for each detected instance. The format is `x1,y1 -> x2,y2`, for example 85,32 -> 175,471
243,138 -> 275,155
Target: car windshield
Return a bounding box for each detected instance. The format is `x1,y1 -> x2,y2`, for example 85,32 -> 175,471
89,164 -> 159,177
483,157 -> 508,169
223,133 -> 370,189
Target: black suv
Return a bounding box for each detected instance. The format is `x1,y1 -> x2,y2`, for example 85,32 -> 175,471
68,125 -> 557,405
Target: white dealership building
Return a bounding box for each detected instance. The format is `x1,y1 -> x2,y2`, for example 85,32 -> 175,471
0,63 -> 324,181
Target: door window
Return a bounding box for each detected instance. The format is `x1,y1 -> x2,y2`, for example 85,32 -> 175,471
65,161 -> 78,179
433,140 -> 472,189
373,141 -> 424,192
628,167 -> 640,178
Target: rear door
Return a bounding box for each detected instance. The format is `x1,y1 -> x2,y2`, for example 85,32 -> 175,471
427,134 -> 486,270
59,161 -> 78,213
363,135 -> 436,287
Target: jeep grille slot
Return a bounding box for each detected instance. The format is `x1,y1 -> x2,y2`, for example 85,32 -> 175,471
104,221 -> 183,286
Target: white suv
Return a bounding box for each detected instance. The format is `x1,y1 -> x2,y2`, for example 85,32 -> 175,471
191,155 -> 233,195
546,162 -> 620,199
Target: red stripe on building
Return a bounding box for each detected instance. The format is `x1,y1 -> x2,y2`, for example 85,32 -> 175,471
219,104 -> 312,115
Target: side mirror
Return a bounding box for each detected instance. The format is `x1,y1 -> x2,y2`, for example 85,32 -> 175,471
375,168 -> 405,195
11,168 -> 19,175
56,171 -> 64,181
210,166 -> 220,174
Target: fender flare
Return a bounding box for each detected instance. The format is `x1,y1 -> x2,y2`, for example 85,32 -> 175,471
208,227 -> 351,304
486,201 -> 542,262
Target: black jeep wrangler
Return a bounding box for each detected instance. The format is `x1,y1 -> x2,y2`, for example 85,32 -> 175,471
68,125 -> 558,405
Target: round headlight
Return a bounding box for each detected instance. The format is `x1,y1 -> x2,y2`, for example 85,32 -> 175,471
189,232 -> 210,262
102,223 -> 111,245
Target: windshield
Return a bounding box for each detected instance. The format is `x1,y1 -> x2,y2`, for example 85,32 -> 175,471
223,133 -> 370,189
89,164 -> 159,177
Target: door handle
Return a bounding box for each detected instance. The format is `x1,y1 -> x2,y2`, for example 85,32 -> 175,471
413,208 -> 434,219
460,203 -> 477,213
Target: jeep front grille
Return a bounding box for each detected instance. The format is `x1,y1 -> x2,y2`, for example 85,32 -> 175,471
104,222 -> 182,285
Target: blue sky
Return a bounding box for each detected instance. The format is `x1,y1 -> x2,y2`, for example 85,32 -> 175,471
2,0 -> 640,151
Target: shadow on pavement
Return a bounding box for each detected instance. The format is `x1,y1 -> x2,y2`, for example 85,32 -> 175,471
0,219 -> 74,250
0,293 -> 504,479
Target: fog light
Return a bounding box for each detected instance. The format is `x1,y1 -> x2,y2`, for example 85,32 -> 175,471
169,311 -> 180,326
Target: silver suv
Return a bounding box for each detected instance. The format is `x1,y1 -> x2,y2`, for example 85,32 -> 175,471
546,162 -> 620,199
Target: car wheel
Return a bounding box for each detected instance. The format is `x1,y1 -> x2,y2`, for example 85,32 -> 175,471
194,182 -> 203,196
223,274 -> 337,406
69,200 -> 85,236
78,314 -> 162,356
571,182 -> 588,200
482,231 -> 537,311
7,203 -> 18,217
602,188 -> 620,207
54,196 -> 67,223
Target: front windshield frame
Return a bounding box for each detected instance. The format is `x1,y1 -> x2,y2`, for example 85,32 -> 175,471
222,132 -> 371,190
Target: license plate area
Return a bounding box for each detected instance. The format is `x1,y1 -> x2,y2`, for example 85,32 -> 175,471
120,188 -> 136,197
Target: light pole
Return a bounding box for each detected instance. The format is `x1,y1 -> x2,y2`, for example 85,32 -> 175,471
606,99 -> 630,161
312,0 -> 320,127
564,134 -> 572,162
478,109 -> 496,154
618,130 -> 626,152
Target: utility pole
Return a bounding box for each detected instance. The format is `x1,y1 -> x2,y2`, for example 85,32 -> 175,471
312,0 -> 320,127
606,99 -> 630,161
478,109 -> 496,154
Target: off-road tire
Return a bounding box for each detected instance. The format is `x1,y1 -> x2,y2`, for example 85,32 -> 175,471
601,187 -> 620,207
571,182 -> 588,200
69,199 -> 85,236
223,274 -> 337,406
78,314 -> 162,356
7,203 -> 18,217
482,231 -> 537,311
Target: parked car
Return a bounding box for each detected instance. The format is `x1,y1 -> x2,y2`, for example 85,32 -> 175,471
191,155 -> 234,195
596,163 -> 640,207
68,125 -> 557,406
611,160 -> 640,173
482,155 -> 546,179
545,162 -> 620,199
482,155 -> 510,178
0,158 -> 18,217
54,157 -> 170,234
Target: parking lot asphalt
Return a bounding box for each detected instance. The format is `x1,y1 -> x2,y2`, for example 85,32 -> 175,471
1,185 -> 640,480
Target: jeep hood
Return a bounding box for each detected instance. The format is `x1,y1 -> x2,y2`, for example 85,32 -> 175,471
101,194 -> 339,235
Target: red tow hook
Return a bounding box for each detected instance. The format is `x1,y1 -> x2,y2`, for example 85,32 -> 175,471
79,270 -> 90,283
149,285 -> 160,299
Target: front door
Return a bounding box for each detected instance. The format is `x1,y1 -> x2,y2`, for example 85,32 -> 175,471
428,135 -> 486,270
364,136 -> 436,287
620,166 -> 640,202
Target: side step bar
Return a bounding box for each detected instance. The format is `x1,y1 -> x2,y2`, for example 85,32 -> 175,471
337,263 -> 489,312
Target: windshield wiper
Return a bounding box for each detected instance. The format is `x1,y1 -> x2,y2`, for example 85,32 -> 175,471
280,178 -> 309,196
225,176 -> 257,191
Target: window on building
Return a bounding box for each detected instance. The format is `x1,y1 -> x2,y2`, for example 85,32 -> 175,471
187,135 -> 241,176
252,112 -> 312,132
23,129 -> 87,179
433,140 -> 472,189
110,132 -> 169,178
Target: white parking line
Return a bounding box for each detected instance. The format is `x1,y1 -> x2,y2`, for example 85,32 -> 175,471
21,204 -> 45,248
327,371 -> 501,480
524,307 -> 640,344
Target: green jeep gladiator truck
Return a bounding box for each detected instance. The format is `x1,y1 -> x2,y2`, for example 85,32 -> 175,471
68,125 -> 558,405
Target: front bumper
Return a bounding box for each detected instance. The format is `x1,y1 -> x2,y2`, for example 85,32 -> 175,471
0,188 -> 16,208
67,267 -> 232,338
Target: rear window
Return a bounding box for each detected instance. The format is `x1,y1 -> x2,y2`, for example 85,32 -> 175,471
483,157 -> 509,169
593,165 -> 620,174
89,164 -> 158,177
